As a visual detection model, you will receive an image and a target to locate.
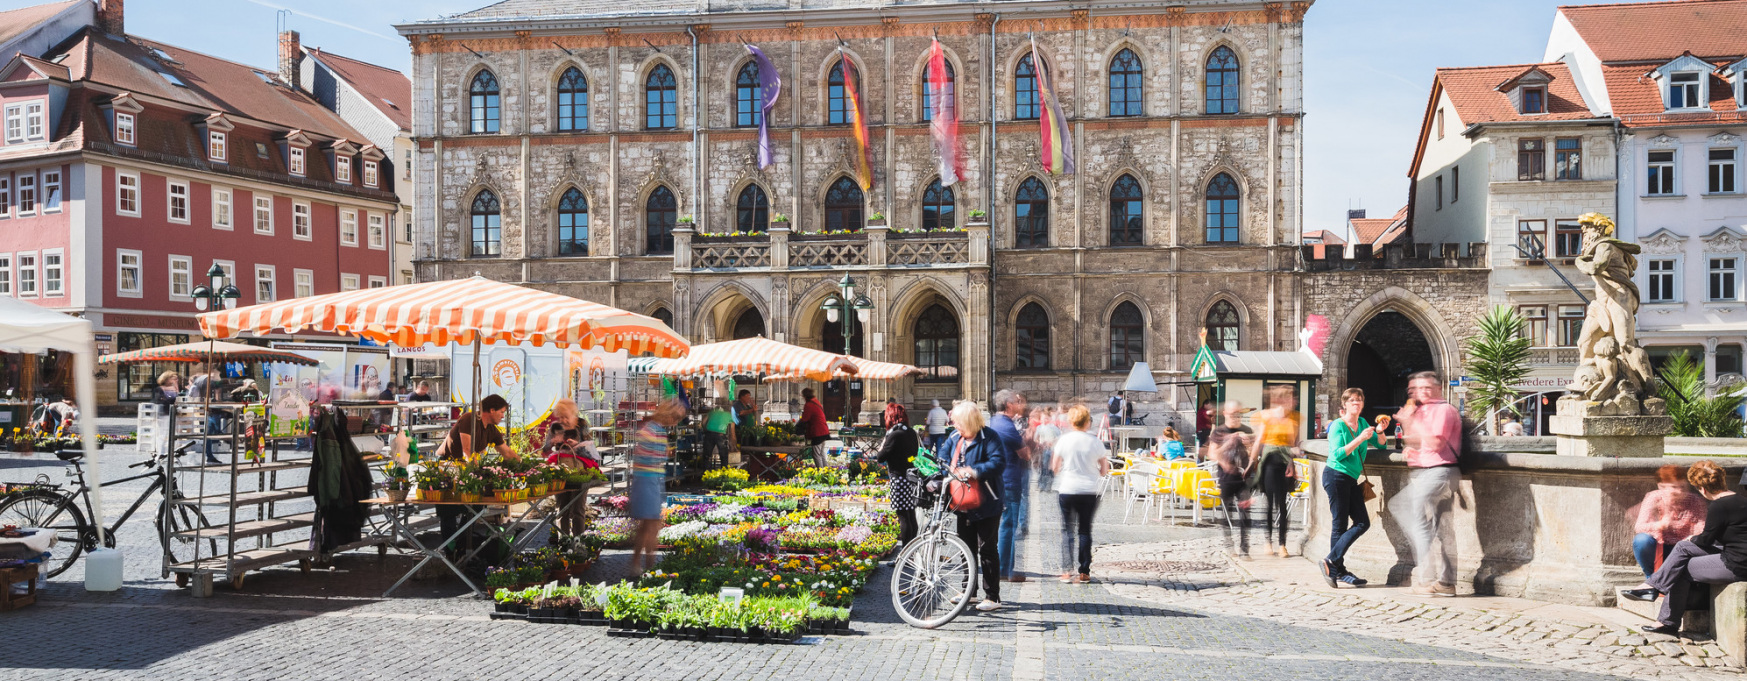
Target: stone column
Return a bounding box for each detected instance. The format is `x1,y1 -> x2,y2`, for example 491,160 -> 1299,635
865,221 -> 888,267
672,225 -> 694,270
965,271 -> 992,405
768,224 -> 790,270
966,219 -> 990,265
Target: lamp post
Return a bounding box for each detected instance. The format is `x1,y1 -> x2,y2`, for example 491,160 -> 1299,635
189,264 -> 240,461
821,273 -> 874,425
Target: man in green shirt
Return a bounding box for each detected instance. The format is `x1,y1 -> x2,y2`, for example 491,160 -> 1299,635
1323,387 -> 1387,588
703,399 -> 738,469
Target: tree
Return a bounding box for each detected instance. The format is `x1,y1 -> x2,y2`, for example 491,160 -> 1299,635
1463,306 -> 1532,434
1657,351 -> 1746,438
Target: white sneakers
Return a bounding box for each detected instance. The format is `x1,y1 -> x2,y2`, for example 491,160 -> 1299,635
975,599 -> 1002,612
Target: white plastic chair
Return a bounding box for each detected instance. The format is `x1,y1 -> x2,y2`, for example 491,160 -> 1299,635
1122,461 -> 1161,524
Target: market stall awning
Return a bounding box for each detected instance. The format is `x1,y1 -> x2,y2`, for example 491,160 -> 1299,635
627,356 -> 670,375
0,298 -> 110,550
657,337 -> 855,382
1191,347 -> 1323,381
767,356 -> 921,381
197,276 -> 689,358
99,340 -> 319,366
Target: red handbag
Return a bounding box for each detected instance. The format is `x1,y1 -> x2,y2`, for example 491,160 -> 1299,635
946,438 -> 987,513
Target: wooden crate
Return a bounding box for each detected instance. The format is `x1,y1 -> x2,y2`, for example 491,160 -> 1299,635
0,564 -> 38,611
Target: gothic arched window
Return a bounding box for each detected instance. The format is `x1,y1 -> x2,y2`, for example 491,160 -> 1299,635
1014,177 -> 1049,248
556,67 -> 588,132
1015,53 -> 1041,120
827,59 -> 859,126
645,185 -> 677,255
923,59 -> 956,122
645,64 -> 678,130
1109,301 -> 1145,370
914,304 -> 960,382
1206,46 -> 1240,115
1207,300 -> 1240,351
735,61 -> 762,128
1109,174 -> 1143,245
1109,48 -> 1143,117
470,190 -> 501,256
1205,173 -> 1241,244
736,184 -> 769,234
1015,303 -> 1051,370
922,178 -> 955,231
824,177 -> 864,232
469,70 -> 500,134
557,188 -> 588,255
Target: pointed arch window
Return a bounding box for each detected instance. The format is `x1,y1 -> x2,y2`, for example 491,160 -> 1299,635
556,67 -> 588,132
645,185 -> 677,255
650,307 -> 674,329
735,184 -> 769,234
824,177 -> 864,232
914,304 -> 960,382
1205,173 -> 1240,244
1109,301 -> 1145,370
1109,48 -> 1143,117
828,59 -> 860,126
923,59 -> 955,122
1015,53 -> 1041,120
646,64 -> 678,130
1206,46 -> 1240,115
732,308 -> 765,340
1109,174 -> 1143,245
470,190 -> 501,257
735,61 -> 763,128
922,178 -> 955,231
1015,303 -> 1051,370
469,70 -> 500,134
557,188 -> 588,255
1206,300 -> 1240,351
1014,177 -> 1050,248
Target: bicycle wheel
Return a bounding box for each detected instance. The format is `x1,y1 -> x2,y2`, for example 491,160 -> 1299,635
0,489 -> 89,579
890,530 -> 977,628
156,492 -> 218,568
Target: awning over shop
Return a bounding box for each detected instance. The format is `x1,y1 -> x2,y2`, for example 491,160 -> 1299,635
767,356 -> 922,382
1191,347 -> 1324,381
98,339 -> 319,366
657,337 -> 856,382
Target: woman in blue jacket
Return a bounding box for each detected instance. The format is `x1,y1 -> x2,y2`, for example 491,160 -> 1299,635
936,400 -> 1007,612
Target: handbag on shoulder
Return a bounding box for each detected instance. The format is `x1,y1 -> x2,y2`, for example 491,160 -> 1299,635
945,437 -> 987,513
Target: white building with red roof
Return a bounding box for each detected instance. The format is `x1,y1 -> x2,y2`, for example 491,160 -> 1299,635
1546,0 -> 1747,385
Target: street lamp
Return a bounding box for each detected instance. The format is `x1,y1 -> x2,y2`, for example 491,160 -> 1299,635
188,264 -> 239,463
820,273 -> 876,427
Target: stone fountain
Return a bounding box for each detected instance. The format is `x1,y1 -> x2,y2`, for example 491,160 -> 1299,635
1548,213 -> 1673,457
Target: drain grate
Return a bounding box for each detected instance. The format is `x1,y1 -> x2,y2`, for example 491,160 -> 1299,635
1101,559 -> 1225,574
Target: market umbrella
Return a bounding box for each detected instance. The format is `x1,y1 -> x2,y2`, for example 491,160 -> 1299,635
0,298 -> 108,553
98,340 -> 319,366
765,356 -> 920,381
657,337 -> 855,382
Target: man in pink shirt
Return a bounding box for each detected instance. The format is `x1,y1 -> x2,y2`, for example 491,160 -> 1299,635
1388,370 -> 1463,596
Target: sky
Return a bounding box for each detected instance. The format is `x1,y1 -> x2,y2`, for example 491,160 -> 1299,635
0,0 -> 1635,234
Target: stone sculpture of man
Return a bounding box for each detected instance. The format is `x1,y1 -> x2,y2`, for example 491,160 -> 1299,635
1566,213 -> 1655,415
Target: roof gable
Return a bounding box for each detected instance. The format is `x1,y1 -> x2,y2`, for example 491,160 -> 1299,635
1436,63 -> 1593,125
1649,51 -> 1721,79
0,53 -> 70,84
1495,65 -> 1554,93
305,47 -> 411,132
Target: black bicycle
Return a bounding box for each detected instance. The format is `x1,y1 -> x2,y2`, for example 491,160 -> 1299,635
0,447 -> 215,579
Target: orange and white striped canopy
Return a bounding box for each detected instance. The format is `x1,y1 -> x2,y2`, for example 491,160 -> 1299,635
656,337 -> 856,382
197,276 -> 689,358
766,356 -> 922,382
99,340 -> 318,366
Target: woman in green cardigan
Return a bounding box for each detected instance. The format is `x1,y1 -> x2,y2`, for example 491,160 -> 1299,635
1323,387 -> 1388,588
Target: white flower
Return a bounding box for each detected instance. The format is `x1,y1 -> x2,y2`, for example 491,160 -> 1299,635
658,520 -> 708,542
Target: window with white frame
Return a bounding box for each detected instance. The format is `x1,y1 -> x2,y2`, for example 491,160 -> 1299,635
208,131 -> 226,162
340,210 -> 358,246
114,112 -> 134,146
1649,258 -> 1677,302
0,176 -> 9,217
401,270 -> 413,285
403,149 -> 412,180
289,147 -> 306,176
4,105 -> 23,142
168,255 -> 191,298
0,253 -> 11,296
1711,257 -> 1739,301
1517,219 -> 1548,258
254,264 -> 275,302
24,103 -> 42,141
15,173 -> 33,216
167,180 -> 189,223
336,156 -> 351,183
117,249 -> 142,297
294,269 -> 313,298
367,214 -> 385,249
117,171 -> 139,216
367,275 -> 387,289
1520,305 -> 1547,345
1670,72 -> 1702,109
401,211 -> 413,243
292,202 -> 310,240
212,260 -> 234,290
16,253 -> 35,297
212,187 -> 232,229
42,250 -> 61,297
253,195 -> 273,234
1556,305 -> 1584,346
340,273 -> 360,291
41,169 -> 59,213
363,160 -> 378,187
1712,148 -> 1739,193
1649,150 -> 1677,195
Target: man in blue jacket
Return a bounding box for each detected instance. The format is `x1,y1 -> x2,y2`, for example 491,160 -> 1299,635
990,389 -> 1030,582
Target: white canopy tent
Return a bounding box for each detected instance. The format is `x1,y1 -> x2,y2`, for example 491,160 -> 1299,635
0,298 -> 107,548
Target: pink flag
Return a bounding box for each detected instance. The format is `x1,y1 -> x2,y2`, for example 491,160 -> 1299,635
926,38 -> 962,187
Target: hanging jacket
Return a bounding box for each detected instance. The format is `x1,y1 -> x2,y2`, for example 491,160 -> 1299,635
308,407 -> 373,551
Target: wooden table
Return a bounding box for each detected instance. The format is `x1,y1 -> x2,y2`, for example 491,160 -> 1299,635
0,564 -> 37,610
739,446 -> 805,481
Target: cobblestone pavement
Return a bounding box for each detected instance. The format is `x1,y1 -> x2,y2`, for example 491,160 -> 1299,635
0,450 -> 1670,680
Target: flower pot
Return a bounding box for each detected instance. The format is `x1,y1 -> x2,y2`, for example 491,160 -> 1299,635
459,492 -> 480,503
496,491 -> 514,503
417,488 -> 442,502
386,489 -> 408,503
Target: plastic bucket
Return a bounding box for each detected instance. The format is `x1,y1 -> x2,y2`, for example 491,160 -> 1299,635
85,547 -> 123,591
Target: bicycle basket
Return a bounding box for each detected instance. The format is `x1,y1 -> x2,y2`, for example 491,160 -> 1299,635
911,450 -> 942,477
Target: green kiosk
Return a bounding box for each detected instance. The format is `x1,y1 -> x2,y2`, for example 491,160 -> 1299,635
1190,334 -> 1323,441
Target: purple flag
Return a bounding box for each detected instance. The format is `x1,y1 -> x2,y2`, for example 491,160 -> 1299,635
746,45 -> 781,170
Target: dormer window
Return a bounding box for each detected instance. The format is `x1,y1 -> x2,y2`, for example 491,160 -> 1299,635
363,160 -> 378,187
289,147 -> 305,175
1671,72 -> 1702,109
1522,86 -> 1546,114
208,131 -> 226,162
115,112 -> 134,145
336,156 -> 351,183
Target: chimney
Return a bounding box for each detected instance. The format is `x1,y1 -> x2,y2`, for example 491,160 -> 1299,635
96,0 -> 124,36
278,30 -> 301,91
1346,209 -> 1367,221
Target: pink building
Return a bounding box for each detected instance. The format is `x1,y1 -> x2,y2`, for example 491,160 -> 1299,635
0,1 -> 399,406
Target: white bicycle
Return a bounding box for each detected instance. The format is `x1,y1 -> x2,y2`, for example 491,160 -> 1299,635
889,460 -> 977,628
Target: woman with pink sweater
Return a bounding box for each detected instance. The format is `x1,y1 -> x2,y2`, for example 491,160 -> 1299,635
1633,464 -> 1708,578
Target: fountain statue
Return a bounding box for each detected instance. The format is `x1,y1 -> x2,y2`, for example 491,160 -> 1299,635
1551,213 -> 1671,456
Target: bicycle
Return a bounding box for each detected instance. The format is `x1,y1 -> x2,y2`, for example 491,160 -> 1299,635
0,447 -> 215,580
889,454 -> 977,629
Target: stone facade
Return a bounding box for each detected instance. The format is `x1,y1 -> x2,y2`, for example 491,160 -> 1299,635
398,0 -> 1309,417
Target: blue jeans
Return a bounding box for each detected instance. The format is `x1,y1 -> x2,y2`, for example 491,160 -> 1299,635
1634,532 -> 1676,578
998,497 -> 1024,578
205,413 -> 225,457
1322,468 -> 1370,569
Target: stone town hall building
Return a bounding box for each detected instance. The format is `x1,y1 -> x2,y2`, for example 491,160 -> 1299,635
397,0 -> 1309,417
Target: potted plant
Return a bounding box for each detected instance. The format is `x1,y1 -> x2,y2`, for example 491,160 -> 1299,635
771,213 -> 790,225
967,209 -> 988,220
455,469 -> 484,503
412,466 -> 450,502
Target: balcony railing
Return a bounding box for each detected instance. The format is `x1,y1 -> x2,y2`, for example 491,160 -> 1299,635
675,223 -> 988,272
1528,346 -> 1579,366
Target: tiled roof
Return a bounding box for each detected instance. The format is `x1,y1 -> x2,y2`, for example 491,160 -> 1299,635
49,29 -> 366,142
1602,59 -> 1747,127
1302,230 -> 1345,245
1350,218 -> 1397,246
1560,0 -> 1747,63
1435,62 -> 1594,124
307,47 -> 412,132
449,0 -> 703,20
0,1 -> 81,51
